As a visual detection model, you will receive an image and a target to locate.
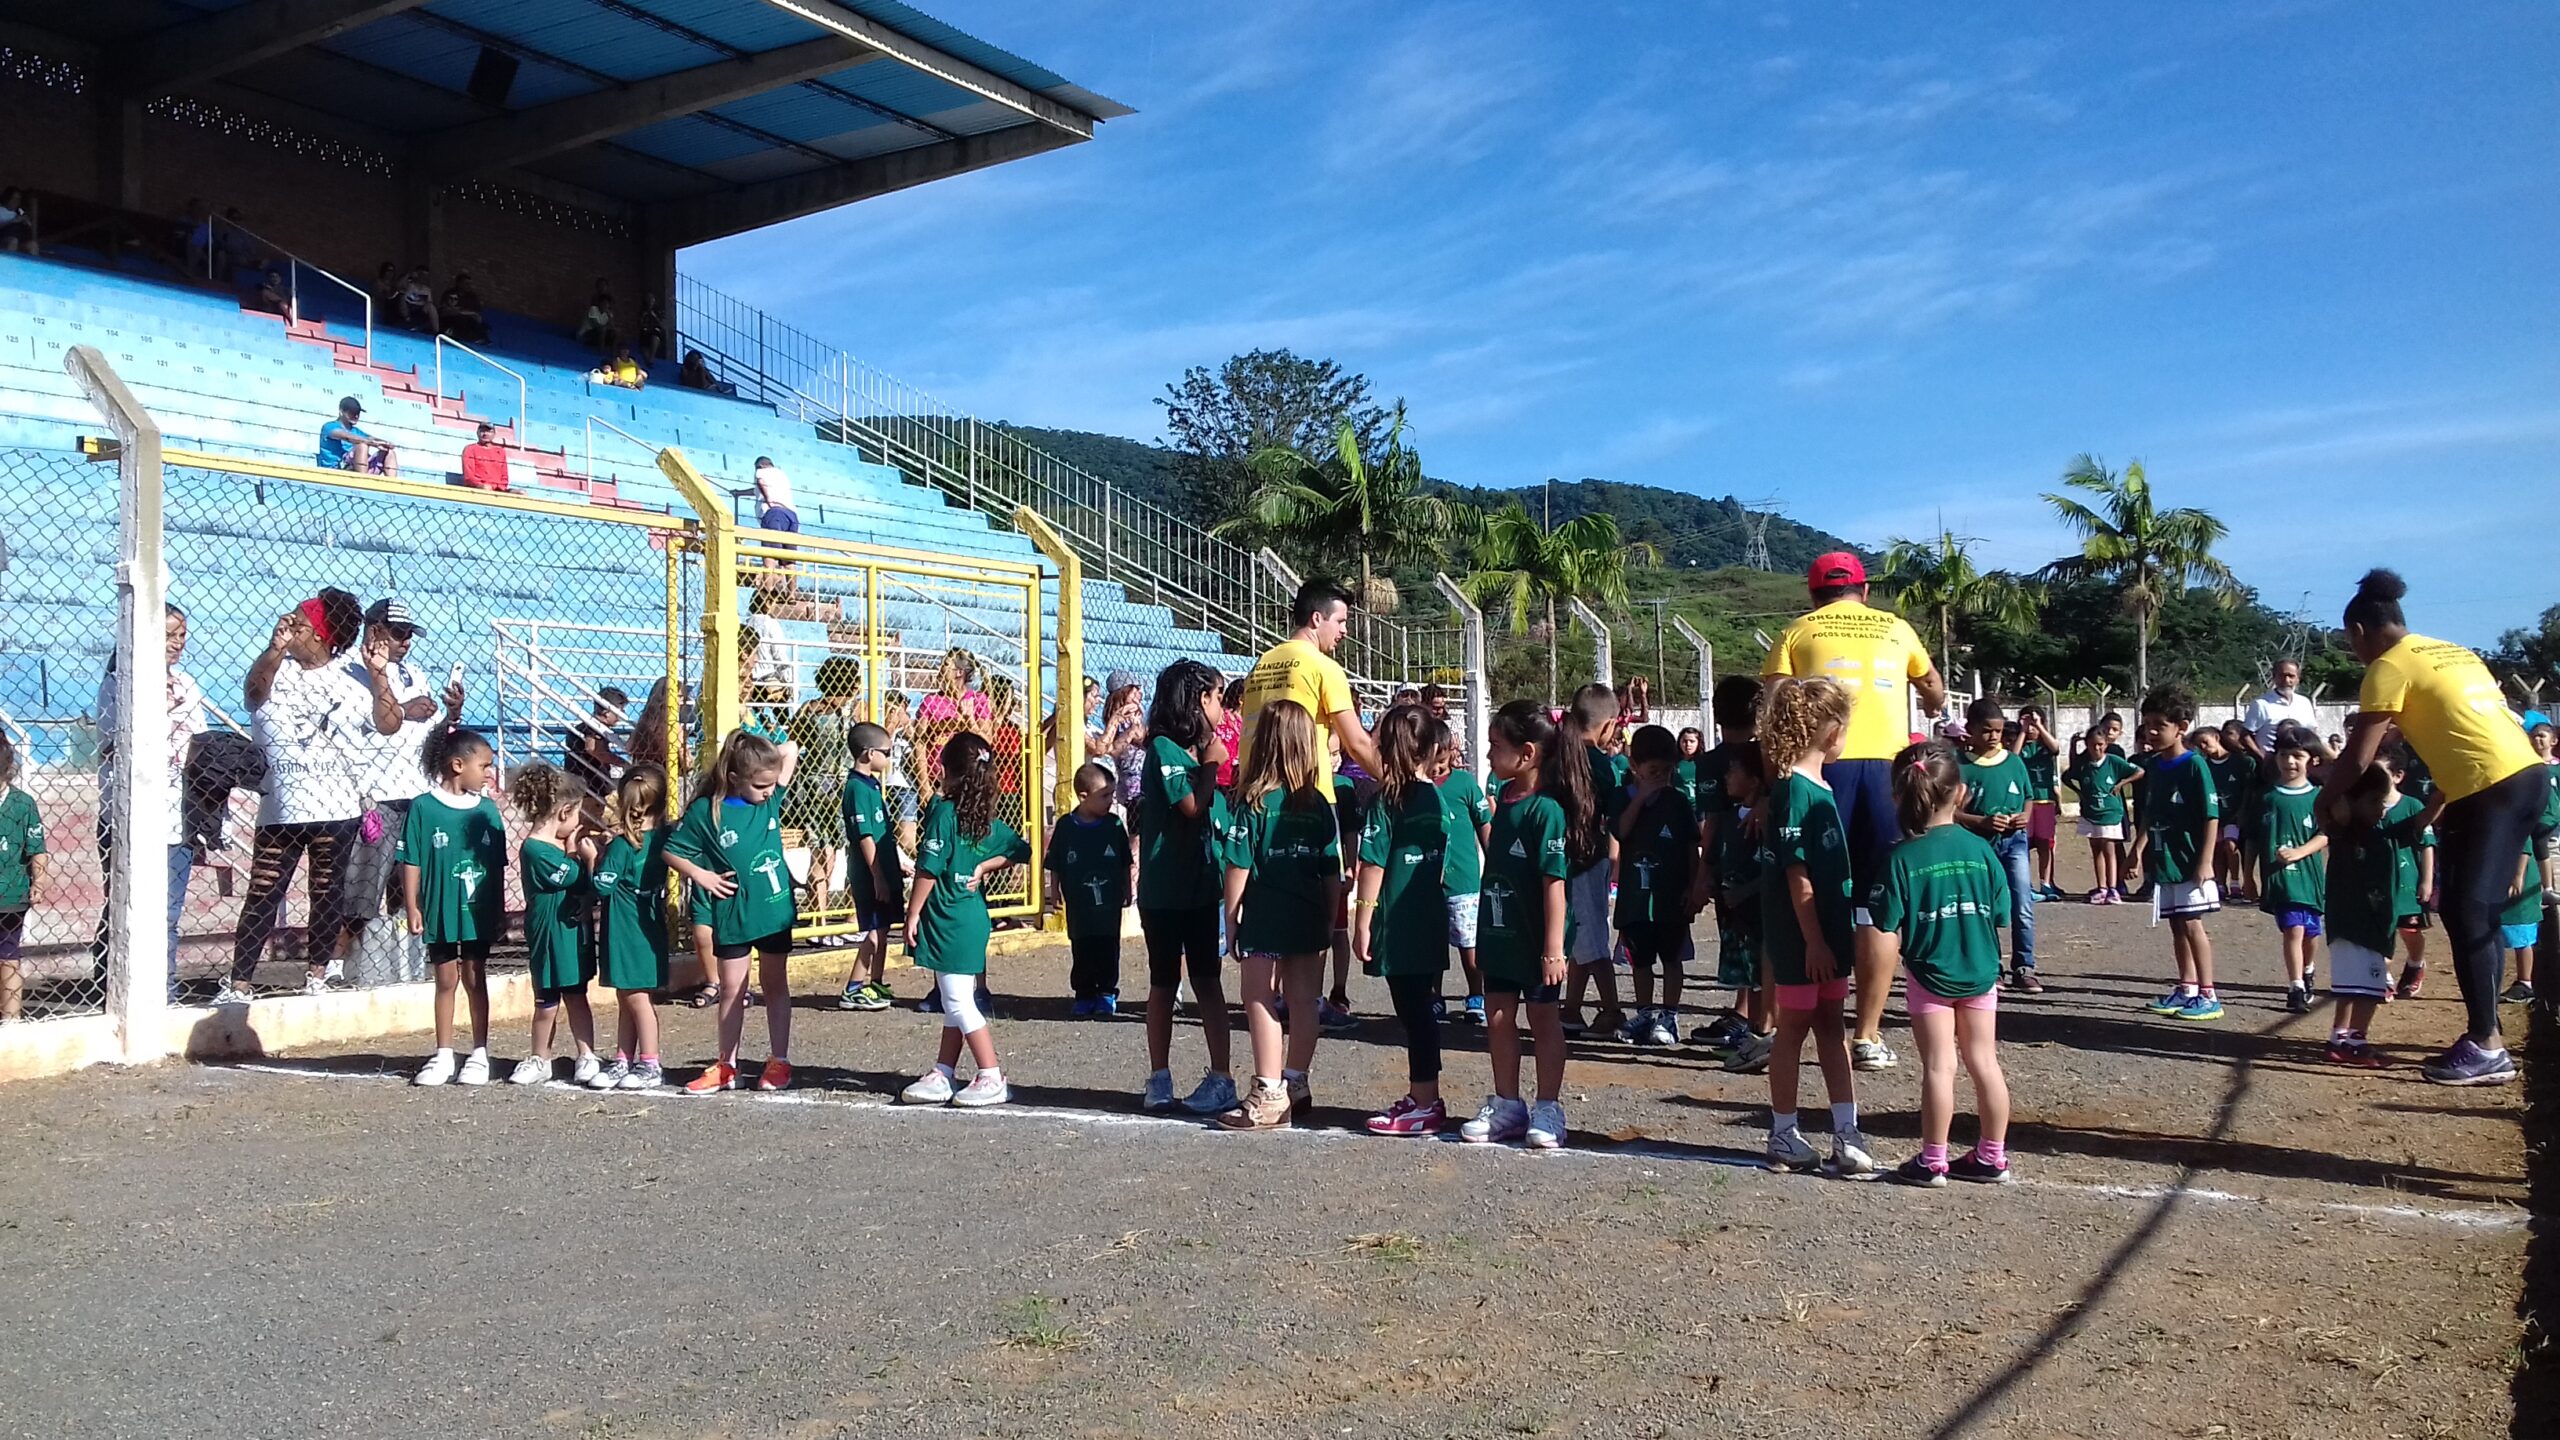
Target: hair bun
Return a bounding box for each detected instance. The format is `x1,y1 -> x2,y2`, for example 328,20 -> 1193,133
2355,568 -> 2407,603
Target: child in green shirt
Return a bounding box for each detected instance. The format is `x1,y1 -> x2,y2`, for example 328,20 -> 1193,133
899,732 -> 1031,1108
1878,743 -> 2015,1187
1135,659 -> 1234,1116
1215,699 -> 1343,1131
1047,762 -> 1130,1015
834,720 -> 905,1013
1434,732 -> 1493,1026
2062,728 -> 2141,904
2258,740 -> 2330,1013
589,765 -> 672,1090
1692,675 -> 1769,1062
1756,676 -> 1871,1179
2320,757 -> 2437,1066
1355,705 -> 1453,1138
402,727 -> 508,1087
1956,697 -> 2039,993
2136,686 -> 2223,1022
509,762 -> 600,1086
668,730 -> 801,1095
1613,724 -> 1700,1047
2015,705 -> 2064,902
0,733 -> 47,1025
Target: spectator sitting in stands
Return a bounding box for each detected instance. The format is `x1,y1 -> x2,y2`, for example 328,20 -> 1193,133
678,349 -> 735,396
317,396 -> 395,476
216,207 -> 258,273
637,294 -> 667,360
0,188 -> 35,254
393,266 -> 441,335
372,260 -> 399,310
575,280 -> 616,352
592,344 -> 646,390
250,268 -> 294,323
439,272 -> 488,343
181,197 -> 212,274
458,422 -> 509,491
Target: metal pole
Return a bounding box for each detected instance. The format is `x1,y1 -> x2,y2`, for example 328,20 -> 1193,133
1435,573 -> 1490,776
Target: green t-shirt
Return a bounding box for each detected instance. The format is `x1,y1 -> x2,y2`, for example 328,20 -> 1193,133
667,793 -> 796,945
1874,824 -> 2009,999
2384,794 -> 2434,919
911,798 -> 1029,975
1614,785 -> 1699,927
1226,792 -> 1340,957
2017,739 -> 2059,802
1046,811 -> 1130,938
1714,796 -> 1769,922
2063,753 -> 2140,826
519,838 -> 593,991
1762,772 -> 1855,987
1357,781 -> 1449,977
2257,784 -> 2327,913
397,789 -> 508,944
1585,745 -> 1629,840
2140,752 -> 2219,884
839,772 -> 904,908
1478,788 -> 1572,992
592,829 -> 670,991
2324,799 -> 2432,955
1959,750 -> 2031,819
0,787 -> 44,910
2502,836 -> 2544,929
1136,733 -> 1223,912
1437,767 -> 1492,896
2206,754 -> 2255,827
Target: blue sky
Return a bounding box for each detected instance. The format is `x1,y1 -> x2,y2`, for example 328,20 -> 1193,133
688,1 -> 2560,647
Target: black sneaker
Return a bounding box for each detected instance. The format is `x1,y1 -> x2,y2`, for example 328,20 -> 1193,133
1947,1151 -> 2013,1185
2504,980 -> 2536,1004
2285,985 -> 2312,1014
1887,1156 -> 1947,1188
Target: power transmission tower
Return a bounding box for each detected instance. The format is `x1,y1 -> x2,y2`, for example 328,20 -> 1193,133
1740,511 -> 1774,572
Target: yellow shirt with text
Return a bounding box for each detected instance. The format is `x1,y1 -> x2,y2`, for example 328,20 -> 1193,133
2357,632 -> 2538,802
1238,639 -> 1357,784
1762,599 -> 1935,762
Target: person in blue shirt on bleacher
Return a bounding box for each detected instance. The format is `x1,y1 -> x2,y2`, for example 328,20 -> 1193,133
317,396 -> 394,476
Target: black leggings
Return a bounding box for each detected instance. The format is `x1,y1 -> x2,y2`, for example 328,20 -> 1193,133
1069,931 -> 1120,999
1140,906 -> 1219,992
231,820 -> 357,979
2436,764 -> 2549,1042
1386,972 -> 1442,1083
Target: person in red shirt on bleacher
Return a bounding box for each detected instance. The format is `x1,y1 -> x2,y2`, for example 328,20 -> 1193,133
458,423 -> 509,492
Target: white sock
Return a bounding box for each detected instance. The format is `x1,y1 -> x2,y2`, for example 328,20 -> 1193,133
977,1065 -> 1002,1080
1254,1075 -> 1285,1093
467,1046 -> 487,1058
1771,1110 -> 1799,1136
1830,1101 -> 1859,1134
429,1047 -> 453,1059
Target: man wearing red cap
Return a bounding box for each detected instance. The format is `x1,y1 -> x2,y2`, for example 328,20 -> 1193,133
1762,552 -> 1948,1070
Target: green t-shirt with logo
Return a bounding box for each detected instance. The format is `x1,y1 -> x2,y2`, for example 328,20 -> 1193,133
1437,766 -> 1492,896
1478,789 -> 1571,992
2063,753 -> 2139,826
1137,733 -> 1223,912
1046,811 -> 1130,939
2324,799 -> 2433,955
2206,754 -> 2255,828
840,772 -> 903,909
2139,752 -> 2218,884
2017,739 -> 2059,803
2257,784 -> 2327,913
2502,835 -> 2544,929
1762,771 -> 1856,987
397,789 -> 508,944
1227,792 -> 1340,957
2386,794 -> 2434,919
667,793 -> 795,945
1357,781 -> 1449,978
519,838 -> 593,991
592,829 -> 670,991
910,797 -> 1029,976
1959,750 -> 2031,819
1585,745 -> 1629,843
0,787 -> 43,911
1873,823 -> 2009,999
1714,797 -> 1769,921
1614,785 -> 1699,927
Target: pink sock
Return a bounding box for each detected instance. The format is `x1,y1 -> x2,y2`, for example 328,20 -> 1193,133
637,1053 -> 658,1063
1920,1142 -> 1949,1172
1975,1139 -> 2008,1168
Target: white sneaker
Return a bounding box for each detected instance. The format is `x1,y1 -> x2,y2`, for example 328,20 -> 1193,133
1723,1030 -> 1774,1074
1460,1095 -> 1529,1144
301,973 -> 329,997
574,1054 -> 611,1088
1830,1127 -> 1878,1178
952,1069 -> 1011,1108
1850,1038 -> 1899,1071
1525,1099 -> 1568,1150
322,957 -> 346,983
413,1049 -> 456,1087
455,1049 -> 491,1086
1182,1072 -> 1237,1115
213,981 -> 257,1007
1642,1011 -> 1678,1047
900,1068 -> 956,1105
507,1056 -> 553,1086
1142,1069 -> 1176,1111
1766,1127 -> 1822,1173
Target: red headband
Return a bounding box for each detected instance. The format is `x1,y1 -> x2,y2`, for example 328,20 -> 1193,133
298,597 -> 339,650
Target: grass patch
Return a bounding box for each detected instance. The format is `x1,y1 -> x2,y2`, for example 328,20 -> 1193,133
1345,1231 -> 1426,1264
998,1294 -> 1081,1352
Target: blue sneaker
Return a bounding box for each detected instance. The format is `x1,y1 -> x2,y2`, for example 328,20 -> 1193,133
2145,987 -> 2188,1015
1097,992 -> 1120,1018
2174,992 -> 2225,1022
1463,994 -> 1487,1026
1069,996 -> 1097,1018
2420,1036 -> 2518,1086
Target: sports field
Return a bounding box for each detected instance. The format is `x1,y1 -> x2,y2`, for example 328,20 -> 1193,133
1,882 -> 2542,1440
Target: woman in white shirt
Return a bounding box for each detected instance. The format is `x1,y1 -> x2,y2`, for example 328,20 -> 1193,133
90,603 -> 203,998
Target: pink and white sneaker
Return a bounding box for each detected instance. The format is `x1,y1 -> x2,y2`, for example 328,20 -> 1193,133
1365,1095 -> 1447,1137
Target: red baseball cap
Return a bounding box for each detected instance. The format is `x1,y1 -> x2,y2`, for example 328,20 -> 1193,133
1807,551 -> 1867,589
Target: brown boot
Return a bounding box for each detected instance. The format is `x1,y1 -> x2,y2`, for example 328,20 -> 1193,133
1218,1078 -> 1292,1130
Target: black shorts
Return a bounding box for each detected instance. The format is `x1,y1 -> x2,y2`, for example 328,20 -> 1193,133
426,940 -> 493,965
1620,919 -> 1689,970
1140,906 -> 1219,990
712,927 -> 796,961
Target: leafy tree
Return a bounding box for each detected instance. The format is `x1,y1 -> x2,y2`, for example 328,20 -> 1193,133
2040,455 -> 2241,696
2489,603 -> 2560,704
1220,405 -> 1454,613
1876,531 -> 2042,678
1156,350 -> 1387,528
1463,502 -> 1659,702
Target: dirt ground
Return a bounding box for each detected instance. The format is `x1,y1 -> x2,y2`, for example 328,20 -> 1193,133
0,851 -> 2544,1440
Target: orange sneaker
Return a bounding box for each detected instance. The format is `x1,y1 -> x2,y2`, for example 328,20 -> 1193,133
757,1058 -> 794,1092
683,1060 -> 736,1095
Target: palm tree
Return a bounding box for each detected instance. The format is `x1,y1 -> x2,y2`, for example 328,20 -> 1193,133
1220,403 -> 1452,613
1463,501 -> 1659,702
1876,530 -> 2042,680
2040,455 -> 2241,695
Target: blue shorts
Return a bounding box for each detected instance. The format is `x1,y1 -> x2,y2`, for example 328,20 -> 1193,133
2504,922 -> 2540,951
1821,757 -> 1897,916
2275,907 -> 2322,937
850,892 -> 888,935
761,504 -> 800,533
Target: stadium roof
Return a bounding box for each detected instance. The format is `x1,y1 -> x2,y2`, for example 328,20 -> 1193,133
1,0 -> 1128,245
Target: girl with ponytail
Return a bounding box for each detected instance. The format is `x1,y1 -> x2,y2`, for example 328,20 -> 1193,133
899,732 -> 1031,1108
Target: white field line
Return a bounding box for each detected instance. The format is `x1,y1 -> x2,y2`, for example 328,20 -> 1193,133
217,1061 -> 2531,1232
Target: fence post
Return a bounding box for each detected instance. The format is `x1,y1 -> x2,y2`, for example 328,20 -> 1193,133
1672,615 -> 1715,729
1567,597 -> 1613,689
656,447 -> 740,750
67,345 -> 171,1064
1433,574 -> 1490,775
1015,506 -> 1082,822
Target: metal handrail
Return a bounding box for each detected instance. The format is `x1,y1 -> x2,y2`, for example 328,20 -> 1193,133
583,414 -> 664,487
433,334 -> 527,433
208,215 -> 372,363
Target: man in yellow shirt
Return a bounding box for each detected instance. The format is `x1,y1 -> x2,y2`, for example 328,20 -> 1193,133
1238,578 -> 1384,786
1763,552 -> 1947,1068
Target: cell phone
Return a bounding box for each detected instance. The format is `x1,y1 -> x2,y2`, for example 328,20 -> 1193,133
447,662 -> 465,691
